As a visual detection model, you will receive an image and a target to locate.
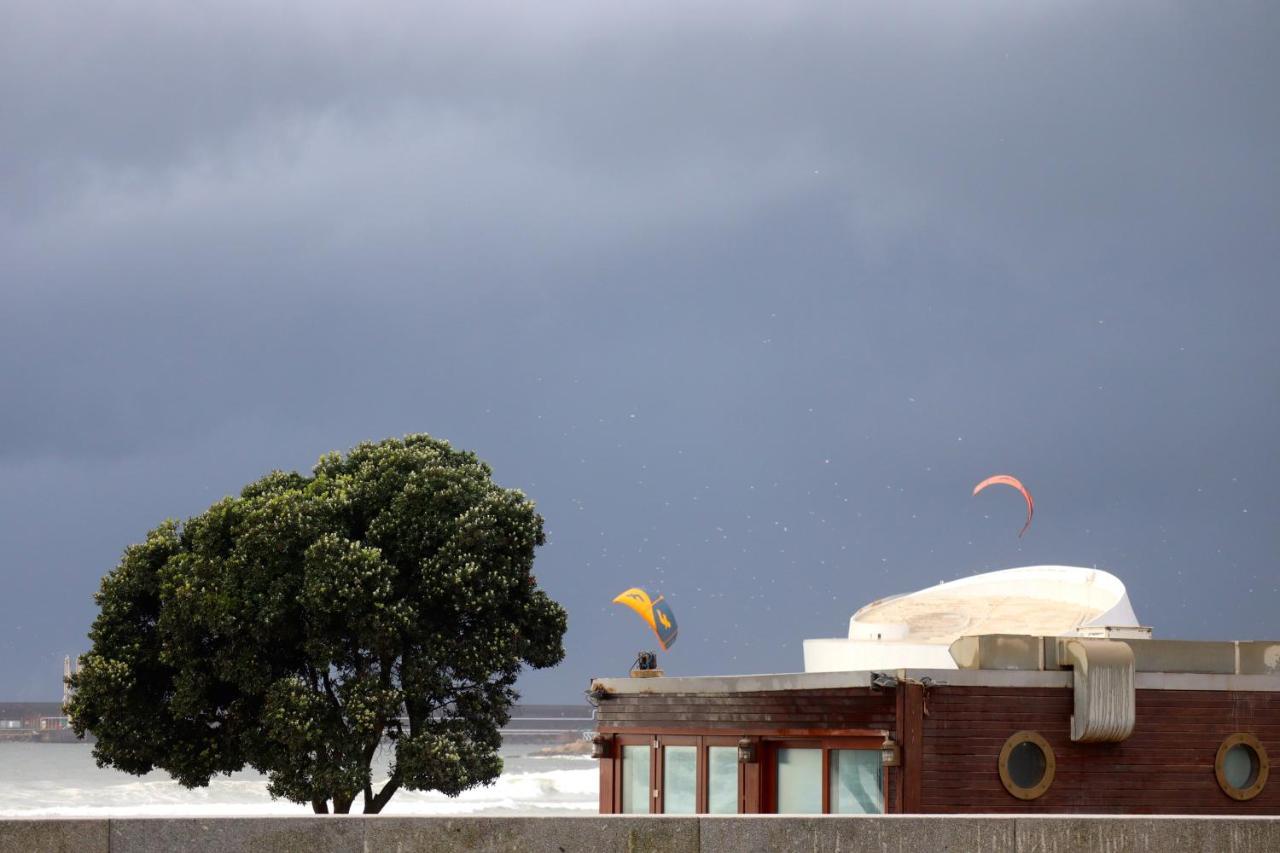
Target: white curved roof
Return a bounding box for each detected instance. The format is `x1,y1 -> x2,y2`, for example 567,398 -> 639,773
804,566 -> 1142,673
850,565 -> 1139,643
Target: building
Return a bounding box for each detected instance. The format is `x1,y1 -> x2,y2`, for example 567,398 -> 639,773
589,566 -> 1278,814
0,702 -> 65,742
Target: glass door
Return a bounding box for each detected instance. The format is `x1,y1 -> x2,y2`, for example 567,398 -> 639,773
829,749 -> 883,814
608,734 -> 746,814
706,743 -> 740,814
776,747 -> 823,813
656,736 -> 698,814
616,736 -> 653,814
766,737 -> 885,814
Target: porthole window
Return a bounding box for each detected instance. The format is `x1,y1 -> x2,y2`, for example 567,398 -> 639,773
998,731 -> 1055,800
1216,733 -> 1269,801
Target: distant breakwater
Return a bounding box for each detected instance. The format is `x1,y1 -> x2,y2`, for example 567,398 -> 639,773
0,730 -> 83,744
0,702 -> 590,747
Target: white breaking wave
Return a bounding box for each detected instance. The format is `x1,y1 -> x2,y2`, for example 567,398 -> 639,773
0,743 -> 598,817
0,769 -> 599,817
381,768 -> 598,817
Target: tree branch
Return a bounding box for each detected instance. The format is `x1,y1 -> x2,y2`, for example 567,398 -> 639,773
304,662 -> 320,693
366,771 -> 402,814
421,678 -> 494,717
359,725 -> 383,810
320,669 -> 350,736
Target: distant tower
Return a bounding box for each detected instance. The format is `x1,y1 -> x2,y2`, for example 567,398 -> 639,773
62,655 -> 74,709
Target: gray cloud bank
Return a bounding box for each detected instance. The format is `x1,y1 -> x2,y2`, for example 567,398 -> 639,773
1,2 -> 1277,700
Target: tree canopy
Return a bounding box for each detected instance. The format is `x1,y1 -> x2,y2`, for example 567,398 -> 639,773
67,434 -> 567,813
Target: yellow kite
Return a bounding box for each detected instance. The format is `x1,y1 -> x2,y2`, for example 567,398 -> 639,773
612,587 -> 679,650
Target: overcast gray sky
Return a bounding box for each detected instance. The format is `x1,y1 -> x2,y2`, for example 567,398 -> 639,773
2,2 -> 1278,702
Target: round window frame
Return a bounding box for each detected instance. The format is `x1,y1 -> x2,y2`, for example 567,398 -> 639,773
998,730 -> 1056,800
1215,733 -> 1269,801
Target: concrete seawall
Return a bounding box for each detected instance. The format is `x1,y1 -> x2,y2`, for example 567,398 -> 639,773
3,815 -> 1279,853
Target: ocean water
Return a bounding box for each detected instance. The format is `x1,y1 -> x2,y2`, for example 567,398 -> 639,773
0,742 -> 598,817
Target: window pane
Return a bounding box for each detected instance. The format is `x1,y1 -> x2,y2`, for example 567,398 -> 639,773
621,745 -> 651,813
662,746 -> 697,814
708,747 -> 738,814
1007,741 -> 1047,790
776,747 -> 822,814
1224,744 -> 1260,789
829,749 -> 883,814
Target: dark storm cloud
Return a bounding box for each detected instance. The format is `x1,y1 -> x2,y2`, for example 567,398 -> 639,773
2,2 -> 1277,699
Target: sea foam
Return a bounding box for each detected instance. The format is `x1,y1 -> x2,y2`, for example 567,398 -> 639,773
0,742 -> 598,817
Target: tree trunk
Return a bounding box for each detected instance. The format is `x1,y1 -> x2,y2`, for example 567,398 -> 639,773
311,798 -> 329,814
363,774 -> 402,814
332,792 -> 354,814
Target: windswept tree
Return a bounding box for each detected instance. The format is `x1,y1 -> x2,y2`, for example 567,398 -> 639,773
68,435 -> 567,813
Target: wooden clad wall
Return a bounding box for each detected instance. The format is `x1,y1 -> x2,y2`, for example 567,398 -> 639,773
921,686 -> 1280,814
596,687 -> 899,813
597,687 -> 896,732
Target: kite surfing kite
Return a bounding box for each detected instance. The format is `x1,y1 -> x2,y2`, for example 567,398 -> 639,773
613,587 -> 679,650
973,474 -> 1034,538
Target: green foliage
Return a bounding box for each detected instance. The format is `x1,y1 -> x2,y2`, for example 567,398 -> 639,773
67,435 -> 567,813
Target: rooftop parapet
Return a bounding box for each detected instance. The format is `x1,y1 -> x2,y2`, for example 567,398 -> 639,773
948,635 -> 1280,676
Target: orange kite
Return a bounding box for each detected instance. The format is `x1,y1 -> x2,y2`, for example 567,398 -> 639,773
973,474 -> 1034,538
